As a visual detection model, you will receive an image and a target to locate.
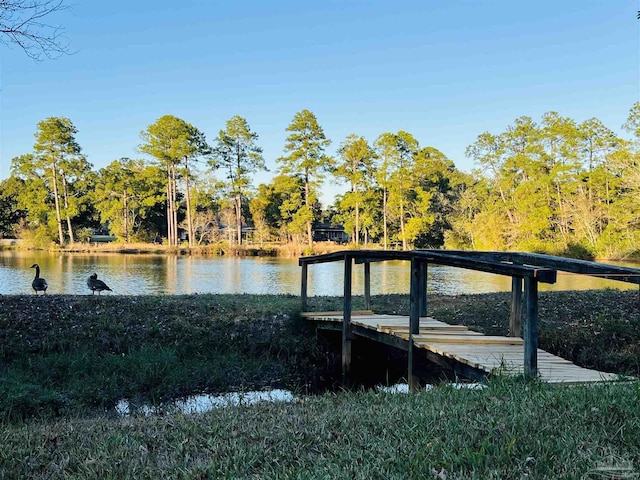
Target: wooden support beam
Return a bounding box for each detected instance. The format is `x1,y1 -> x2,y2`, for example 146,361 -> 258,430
523,277 -> 538,378
300,262 -> 308,311
419,262 -> 428,317
510,276 -> 523,337
364,262 -> 371,311
409,258 -> 421,391
409,258 -> 420,335
342,255 -> 353,381
408,341 -> 418,391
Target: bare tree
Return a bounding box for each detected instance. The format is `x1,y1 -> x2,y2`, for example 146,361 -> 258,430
1,0 -> 70,61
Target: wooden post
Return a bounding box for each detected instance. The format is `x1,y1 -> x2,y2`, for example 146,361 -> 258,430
342,255 -> 353,381
523,276 -> 538,378
364,262 -> 371,311
408,340 -> 417,391
409,258 -> 420,335
509,276 -> 523,337
408,257 -> 421,391
300,262 -> 308,311
419,262 -> 428,317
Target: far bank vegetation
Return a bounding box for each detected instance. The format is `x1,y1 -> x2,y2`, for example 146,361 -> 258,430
4,104 -> 640,260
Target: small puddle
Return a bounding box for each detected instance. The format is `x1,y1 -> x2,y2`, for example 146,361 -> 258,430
377,383 -> 485,393
116,389 -> 295,416
115,384 -> 485,416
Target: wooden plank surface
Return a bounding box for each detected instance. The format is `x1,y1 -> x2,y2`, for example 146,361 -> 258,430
301,310 -> 373,318
385,327 -> 483,336
304,312 -> 620,384
411,335 -> 524,345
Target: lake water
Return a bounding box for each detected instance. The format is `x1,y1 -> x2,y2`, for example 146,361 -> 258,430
1,250 -> 639,296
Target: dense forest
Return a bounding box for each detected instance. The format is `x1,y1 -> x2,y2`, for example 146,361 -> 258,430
2,103 -> 640,260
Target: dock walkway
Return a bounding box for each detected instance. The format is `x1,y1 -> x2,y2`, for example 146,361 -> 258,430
304,311 -> 618,384
299,250 -> 640,386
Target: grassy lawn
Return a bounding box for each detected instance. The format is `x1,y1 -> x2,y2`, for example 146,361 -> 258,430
0,290 -> 638,478
1,379 -> 638,479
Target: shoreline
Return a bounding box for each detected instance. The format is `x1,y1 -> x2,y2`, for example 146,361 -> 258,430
0,240 -> 353,257
2,240 -> 640,262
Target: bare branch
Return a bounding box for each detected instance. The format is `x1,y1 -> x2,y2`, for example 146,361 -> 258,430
0,0 -> 71,61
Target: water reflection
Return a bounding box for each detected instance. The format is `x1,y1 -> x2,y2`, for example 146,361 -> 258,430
0,251 -> 638,296
115,389 -> 295,416
377,383 -> 485,393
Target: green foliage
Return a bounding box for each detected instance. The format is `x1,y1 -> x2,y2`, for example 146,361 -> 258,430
279,109 -> 333,181
0,177 -> 27,238
404,186 -> 435,243
623,100 -> 640,140
453,106 -> 639,257
6,104 -> 640,255
139,114 -> 210,246
278,109 -> 333,246
211,115 -> 265,244
333,134 -> 377,245
11,117 -> 94,245
94,158 -> 166,241
559,242 -> 596,260
139,115 -> 205,165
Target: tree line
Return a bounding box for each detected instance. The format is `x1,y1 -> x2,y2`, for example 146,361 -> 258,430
2,104 -> 640,259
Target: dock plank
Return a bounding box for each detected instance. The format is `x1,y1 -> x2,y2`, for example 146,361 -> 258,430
411,335 -> 524,345
302,310 -> 374,320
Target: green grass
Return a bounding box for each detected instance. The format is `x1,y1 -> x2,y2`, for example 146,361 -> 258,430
1,291 -> 639,477
0,379 -> 638,479
1,290 -> 640,421
0,294 -> 323,420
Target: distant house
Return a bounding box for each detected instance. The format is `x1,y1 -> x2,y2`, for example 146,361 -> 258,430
90,229 -> 116,243
312,223 -> 349,244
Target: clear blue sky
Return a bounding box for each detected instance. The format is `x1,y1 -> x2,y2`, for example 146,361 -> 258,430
1,1 -> 639,204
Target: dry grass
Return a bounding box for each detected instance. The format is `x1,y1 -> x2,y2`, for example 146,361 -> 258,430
49,240 -> 361,257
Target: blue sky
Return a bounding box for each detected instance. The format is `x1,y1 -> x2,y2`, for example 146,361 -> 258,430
1,1 -> 639,204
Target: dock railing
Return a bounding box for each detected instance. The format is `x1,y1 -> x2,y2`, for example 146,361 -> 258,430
420,250 -> 640,337
299,250 -> 563,382
300,250 -> 640,385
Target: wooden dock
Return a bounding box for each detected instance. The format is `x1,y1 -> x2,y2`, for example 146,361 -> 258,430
299,250 -> 640,387
303,311 -> 619,384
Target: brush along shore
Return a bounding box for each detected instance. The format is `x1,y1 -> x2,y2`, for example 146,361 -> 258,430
0,291 -> 639,478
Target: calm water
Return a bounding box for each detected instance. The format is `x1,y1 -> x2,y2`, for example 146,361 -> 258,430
1,251 -> 638,296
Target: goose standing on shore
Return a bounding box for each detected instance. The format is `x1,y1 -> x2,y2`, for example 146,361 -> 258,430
87,273 -> 112,295
30,264 -> 48,294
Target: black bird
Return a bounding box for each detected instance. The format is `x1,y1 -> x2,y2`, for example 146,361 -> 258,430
87,273 -> 112,295
30,264 -> 48,294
